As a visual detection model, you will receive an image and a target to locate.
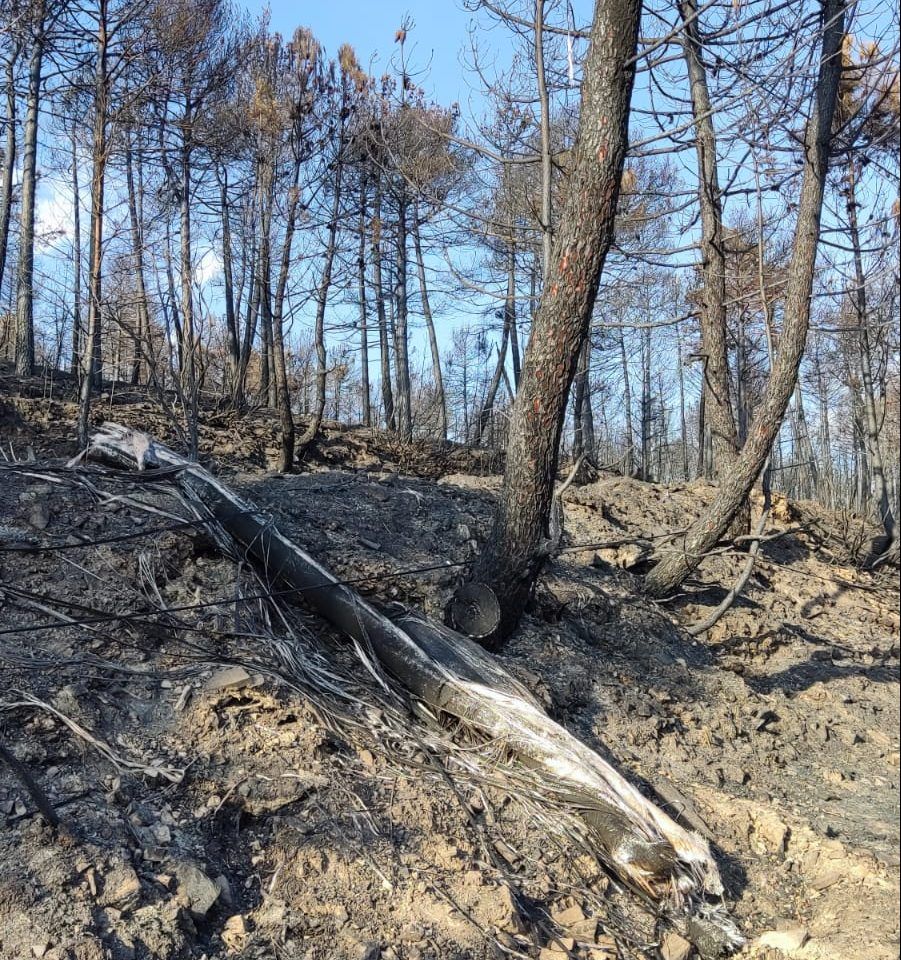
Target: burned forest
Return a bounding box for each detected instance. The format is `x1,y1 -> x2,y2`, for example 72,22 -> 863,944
0,1 -> 898,959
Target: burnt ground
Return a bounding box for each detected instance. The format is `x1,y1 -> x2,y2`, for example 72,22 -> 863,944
0,384 -> 898,960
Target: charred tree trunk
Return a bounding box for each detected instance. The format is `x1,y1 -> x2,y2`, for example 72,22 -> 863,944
14,0 -> 46,377
678,0 -> 748,531
535,0 -> 553,278
463,0 -> 642,641
357,174 -> 371,427
645,0 -> 845,597
178,119 -> 199,456
77,0 -> 109,449
217,166 -> 240,395
235,238 -> 259,409
372,179 -> 396,432
619,328 -> 636,478
0,45 -> 17,302
412,202 -> 447,440
297,146 -> 343,458
70,129 -> 82,376
572,337 -> 595,467
845,164 -> 896,556
270,163 -> 303,473
125,134 -> 151,386
473,246 -> 516,446
393,185 -> 413,441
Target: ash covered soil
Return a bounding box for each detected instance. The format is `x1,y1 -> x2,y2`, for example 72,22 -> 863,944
1,388 -> 898,960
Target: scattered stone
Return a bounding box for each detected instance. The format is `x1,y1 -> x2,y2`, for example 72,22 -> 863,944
751,809 -> 789,855
222,915 -> 248,953
151,823 -> 171,844
215,874 -> 234,906
101,864 -> 142,910
175,862 -> 221,918
757,926 -> 809,953
810,869 -> 842,890
551,903 -> 586,928
205,666 -> 258,693
28,500 -> 50,530
660,930 -> 693,960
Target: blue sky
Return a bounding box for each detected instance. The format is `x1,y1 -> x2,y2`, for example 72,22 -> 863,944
256,1 -> 480,108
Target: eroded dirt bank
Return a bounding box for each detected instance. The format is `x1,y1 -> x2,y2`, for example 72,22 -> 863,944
1,391 -> 898,960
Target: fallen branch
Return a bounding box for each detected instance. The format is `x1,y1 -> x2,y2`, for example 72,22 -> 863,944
0,737 -> 61,830
686,506 -> 771,637
86,422 -> 742,952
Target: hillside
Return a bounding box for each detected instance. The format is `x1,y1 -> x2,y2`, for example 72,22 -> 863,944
1,390 -> 898,960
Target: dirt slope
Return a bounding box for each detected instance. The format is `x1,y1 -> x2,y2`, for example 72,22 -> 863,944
1,393 -> 898,960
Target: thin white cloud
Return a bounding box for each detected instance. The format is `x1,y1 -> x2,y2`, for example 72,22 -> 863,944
34,183 -> 75,252
195,247 -> 223,286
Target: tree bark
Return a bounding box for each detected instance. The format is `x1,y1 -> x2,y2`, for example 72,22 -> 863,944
178,114 -> 198,456
125,133 -> 151,386
393,184 -> 413,441
270,163 -> 303,472
572,336 -> 595,464
619,328 -> 636,477
678,0 -> 749,532
465,0 -> 642,641
372,178 -> 396,432
473,245 -> 516,446
297,145 -> 343,457
357,173 -> 371,427
0,45 -> 17,301
412,202 -> 447,440
217,166 -> 240,394
645,0 -> 845,597
70,128 -> 82,375
845,163 -> 896,554
77,0 -> 109,449
14,0 -> 46,377
535,0 -> 553,278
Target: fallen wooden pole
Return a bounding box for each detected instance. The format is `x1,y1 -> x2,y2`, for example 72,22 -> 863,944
86,423 -> 742,952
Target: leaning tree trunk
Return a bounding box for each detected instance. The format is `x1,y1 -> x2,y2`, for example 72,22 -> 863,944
463,0 -> 642,642
86,421 -> 741,956
645,0 -> 845,597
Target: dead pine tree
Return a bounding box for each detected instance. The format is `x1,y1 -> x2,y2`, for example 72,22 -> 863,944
678,0 -> 748,535
645,0 -> 847,597
457,0 -> 642,642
